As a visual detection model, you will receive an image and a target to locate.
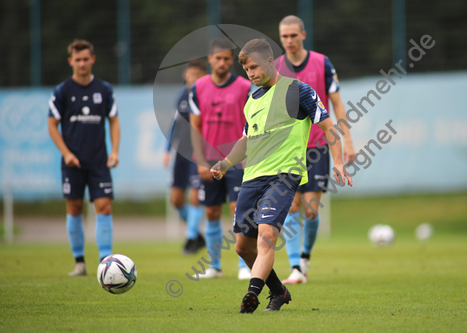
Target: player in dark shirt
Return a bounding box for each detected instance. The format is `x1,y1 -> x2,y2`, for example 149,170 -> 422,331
48,40 -> 120,276
163,60 -> 207,255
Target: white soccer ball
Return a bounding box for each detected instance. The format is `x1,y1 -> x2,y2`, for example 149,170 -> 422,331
368,224 -> 395,246
97,254 -> 137,294
415,223 -> 433,240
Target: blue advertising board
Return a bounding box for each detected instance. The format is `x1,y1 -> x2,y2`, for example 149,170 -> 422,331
1,72 -> 466,200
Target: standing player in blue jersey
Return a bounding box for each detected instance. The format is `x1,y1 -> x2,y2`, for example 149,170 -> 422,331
163,59 -> 207,255
48,40 -> 120,276
277,16 -> 356,284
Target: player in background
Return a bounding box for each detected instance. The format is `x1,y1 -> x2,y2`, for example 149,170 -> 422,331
189,38 -> 255,280
210,39 -> 352,313
163,59 -> 207,255
276,15 -> 356,284
48,40 -> 120,276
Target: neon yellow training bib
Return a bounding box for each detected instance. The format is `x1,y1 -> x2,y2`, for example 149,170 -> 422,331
243,77 -> 312,185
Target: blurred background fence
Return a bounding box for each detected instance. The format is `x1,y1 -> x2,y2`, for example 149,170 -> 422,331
2,0 -> 466,87
1,0 -> 466,202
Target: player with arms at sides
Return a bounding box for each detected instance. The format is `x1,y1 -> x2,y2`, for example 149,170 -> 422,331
210,39 -> 352,313
276,15 -> 356,284
189,38 -> 255,280
163,59 -> 207,255
48,40 -> 120,276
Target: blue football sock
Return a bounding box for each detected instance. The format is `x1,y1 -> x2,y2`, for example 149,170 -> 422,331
302,214 -> 320,255
205,219 -> 222,270
186,205 -> 204,240
178,204 -> 188,222
238,257 -> 248,269
284,212 -> 301,268
96,214 -> 113,260
66,214 -> 85,259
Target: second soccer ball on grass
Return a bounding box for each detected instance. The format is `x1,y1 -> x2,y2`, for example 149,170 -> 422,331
368,224 -> 395,246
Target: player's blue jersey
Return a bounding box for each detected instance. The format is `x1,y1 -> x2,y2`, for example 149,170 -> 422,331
48,76 -> 117,169
177,86 -> 191,122
166,85 -> 191,151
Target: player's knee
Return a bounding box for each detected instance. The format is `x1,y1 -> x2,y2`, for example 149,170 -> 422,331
235,242 -> 254,259
288,193 -> 301,213
206,206 -> 221,221
95,201 -> 112,215
190,197 -> 199,206
170,195 -> 185,208
98,205 -> 112,215
67,201 -> 83,216
258,230 -> 277,252
68,206 -> 83,216
289,201 -> 301,213
189,190 -> 199,206
304,208 -> 318,220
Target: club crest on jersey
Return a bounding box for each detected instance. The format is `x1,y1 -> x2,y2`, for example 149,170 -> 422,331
93,93 -> 102,104
318,101 -> 327,114
179,100 -> 188,112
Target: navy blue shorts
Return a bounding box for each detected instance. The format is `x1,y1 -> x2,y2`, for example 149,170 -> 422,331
61,167 -> 113,202
198,165 -> 243,206
233,174 -> 300,238
171,153 -> 200,189
297,146 -> 330,193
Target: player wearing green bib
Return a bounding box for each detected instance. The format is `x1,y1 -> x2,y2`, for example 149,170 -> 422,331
211,39 -> 352,314
242,75 -> 311,185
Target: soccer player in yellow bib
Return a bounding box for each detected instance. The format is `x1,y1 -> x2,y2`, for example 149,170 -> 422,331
210,39 -> 352,313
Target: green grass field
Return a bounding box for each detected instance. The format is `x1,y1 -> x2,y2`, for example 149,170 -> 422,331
2,193 -> 467,332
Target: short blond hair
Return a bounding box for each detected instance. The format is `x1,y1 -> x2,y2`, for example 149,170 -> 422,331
238,39 -> 273,65
279,15 -> 305,31
68,39 -> 94,57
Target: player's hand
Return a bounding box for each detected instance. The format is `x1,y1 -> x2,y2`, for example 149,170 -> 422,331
64,152 -> 81,168
163,152 -> 171,169
333,163 -> 353,187
198,165 -> 213,182
210,161 -> 227,180
344,141 -> 356,164
107,151 -> 119,168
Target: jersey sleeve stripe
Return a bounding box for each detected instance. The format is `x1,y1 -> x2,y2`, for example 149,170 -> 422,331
328,80 -> 338,94
313,106 -> 321,124
48,97 -> 61,119
189,91 -> 201,116
108,101 -> 118,117
166,109 -> 179,152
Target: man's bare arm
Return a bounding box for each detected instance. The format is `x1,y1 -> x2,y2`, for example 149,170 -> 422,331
329,91 -> 355,163
318,118 -> 352,186
211,136 -> 247,180
190,113 -> 214,181
107,115 -> 120,168
189,114 -> 208,167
